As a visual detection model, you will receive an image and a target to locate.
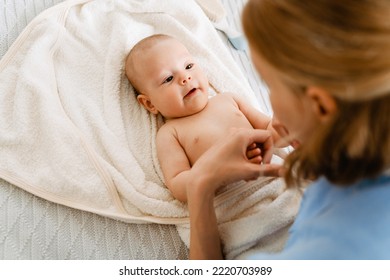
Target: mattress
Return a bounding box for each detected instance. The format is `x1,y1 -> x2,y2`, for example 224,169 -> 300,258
0,0 -> 270,259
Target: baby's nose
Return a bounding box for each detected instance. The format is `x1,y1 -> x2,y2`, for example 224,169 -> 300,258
180,75 -> 191,85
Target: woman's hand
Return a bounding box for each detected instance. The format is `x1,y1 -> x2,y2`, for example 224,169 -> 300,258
271,117 -> 300,148
190,128 -> 282,193
186,128 -> 283,259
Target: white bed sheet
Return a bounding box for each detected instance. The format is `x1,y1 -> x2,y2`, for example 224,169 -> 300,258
0,0 -> 270,259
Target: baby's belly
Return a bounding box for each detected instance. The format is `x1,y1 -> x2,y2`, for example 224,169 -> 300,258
183,118 -> 253,166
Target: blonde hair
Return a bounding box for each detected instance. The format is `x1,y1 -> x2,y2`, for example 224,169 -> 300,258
243,0 -> 390,186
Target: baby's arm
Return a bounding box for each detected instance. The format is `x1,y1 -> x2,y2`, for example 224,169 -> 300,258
229,93 -> 271,129
229,93 -> 286,148
156,125 -> 192,203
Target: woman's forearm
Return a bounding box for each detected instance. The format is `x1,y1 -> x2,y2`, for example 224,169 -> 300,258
187,175 -> 223,259
186,128 -> 281,259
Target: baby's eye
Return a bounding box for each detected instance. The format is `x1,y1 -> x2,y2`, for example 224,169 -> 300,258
163,76 -> 173,83
186,63 -> 194,70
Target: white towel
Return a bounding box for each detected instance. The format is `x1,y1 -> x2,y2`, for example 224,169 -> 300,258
0,0 -> 302,258
177,178 -> 302,259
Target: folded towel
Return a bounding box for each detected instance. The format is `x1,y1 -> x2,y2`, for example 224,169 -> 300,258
0,0 -> 302,258
178,177 -> 302,259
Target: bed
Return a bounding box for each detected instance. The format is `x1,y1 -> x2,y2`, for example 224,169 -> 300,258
0,0 -> 274,259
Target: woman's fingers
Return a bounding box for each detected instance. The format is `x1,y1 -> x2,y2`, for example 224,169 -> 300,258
189,128 -> 281,194
258,163 -> 285,177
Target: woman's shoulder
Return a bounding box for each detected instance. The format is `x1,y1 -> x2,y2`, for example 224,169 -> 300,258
244,175 -> 390,260
285,175 -> 390,259
297,175 -> 390,228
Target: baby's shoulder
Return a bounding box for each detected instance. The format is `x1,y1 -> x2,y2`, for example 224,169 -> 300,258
214,92 -> 244,109
157,122 -> 176,138
213,92 -> 239,103
218,91 -> 236,99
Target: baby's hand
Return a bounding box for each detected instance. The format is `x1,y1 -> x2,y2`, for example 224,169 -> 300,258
246,143 -> 262,164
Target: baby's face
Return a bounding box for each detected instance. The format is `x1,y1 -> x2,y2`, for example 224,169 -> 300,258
135,38 -> 209,119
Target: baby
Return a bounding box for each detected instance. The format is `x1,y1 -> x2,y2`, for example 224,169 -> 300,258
125,34 -> 280,202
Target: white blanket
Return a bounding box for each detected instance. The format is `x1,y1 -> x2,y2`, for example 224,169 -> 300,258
0,0 -> 302,259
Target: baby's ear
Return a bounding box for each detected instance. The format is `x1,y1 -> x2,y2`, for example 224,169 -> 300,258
137,94 -> 159,115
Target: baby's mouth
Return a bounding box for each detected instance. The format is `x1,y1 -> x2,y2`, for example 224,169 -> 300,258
184,88 -> 197,98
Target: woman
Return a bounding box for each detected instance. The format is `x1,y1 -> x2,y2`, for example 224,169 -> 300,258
186,0 -> 390,259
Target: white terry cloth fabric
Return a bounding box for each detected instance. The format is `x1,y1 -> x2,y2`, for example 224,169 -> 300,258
0,0 -> 302,258
177,177 -> 302,259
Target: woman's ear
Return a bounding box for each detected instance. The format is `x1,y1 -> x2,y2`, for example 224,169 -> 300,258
305,86 -> 337,122
137,94 -> 159,115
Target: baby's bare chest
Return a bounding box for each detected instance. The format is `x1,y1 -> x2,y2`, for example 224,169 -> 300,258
175,97 -> 253,164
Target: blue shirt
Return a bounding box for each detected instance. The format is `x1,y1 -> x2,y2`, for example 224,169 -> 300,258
248,174 -> 390,259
